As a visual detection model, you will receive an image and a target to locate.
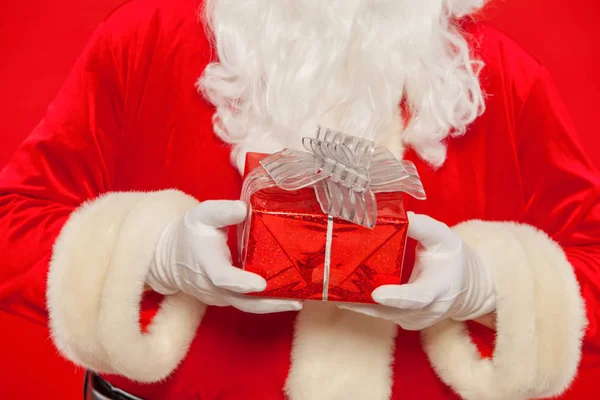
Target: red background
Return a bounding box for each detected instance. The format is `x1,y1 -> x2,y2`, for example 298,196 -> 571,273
0,0 -> 599,398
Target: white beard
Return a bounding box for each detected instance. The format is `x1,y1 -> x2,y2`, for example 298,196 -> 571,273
197,0 -> 486,173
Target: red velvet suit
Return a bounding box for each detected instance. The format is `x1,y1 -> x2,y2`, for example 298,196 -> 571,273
1,0 -> 599,398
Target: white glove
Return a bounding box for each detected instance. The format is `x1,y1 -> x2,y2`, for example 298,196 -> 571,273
338,212 -> 496,330
147,200 -> 302,314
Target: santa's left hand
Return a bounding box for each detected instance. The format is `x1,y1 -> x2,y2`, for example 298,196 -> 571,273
338,212 -> 497,330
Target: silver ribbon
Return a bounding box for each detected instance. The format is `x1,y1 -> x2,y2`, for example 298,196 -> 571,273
239,127 -> 427,301
241,127 -> 426,229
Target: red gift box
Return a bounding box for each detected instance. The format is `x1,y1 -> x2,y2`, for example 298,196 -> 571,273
237,129 -> 425,304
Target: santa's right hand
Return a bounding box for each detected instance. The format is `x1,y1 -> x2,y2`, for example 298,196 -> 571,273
147,199 -> 302,314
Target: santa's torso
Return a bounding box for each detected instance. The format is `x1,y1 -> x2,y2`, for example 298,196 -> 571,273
84,0 -> 590,398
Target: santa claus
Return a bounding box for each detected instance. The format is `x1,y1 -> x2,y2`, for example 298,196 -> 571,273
0,0 -> 598,399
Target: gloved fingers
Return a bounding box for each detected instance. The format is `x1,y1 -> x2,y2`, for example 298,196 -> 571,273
406,212 -> 452,250
178,274 -> 300,312
190,289 -> 231,307
372,283 -> 440,310
226,294 -> 303,314
210,264 -> 268,293
177,276 -> 230,305
187,200 -> 247,228
394,315 -> 442,331
182,261 -> 267,294
146,273 -> 179,296
338,303 -> 444,331
337,303 -> 402,321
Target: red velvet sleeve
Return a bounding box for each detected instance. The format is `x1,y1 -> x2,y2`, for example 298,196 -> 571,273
0,21 -> 123,325
516,67 -> 600,363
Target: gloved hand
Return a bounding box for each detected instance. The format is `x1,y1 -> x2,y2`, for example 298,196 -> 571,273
147,200 -> 302,314
338,212 -> 496,330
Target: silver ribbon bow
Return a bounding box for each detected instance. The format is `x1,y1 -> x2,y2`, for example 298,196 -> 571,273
241,127 -> 426,229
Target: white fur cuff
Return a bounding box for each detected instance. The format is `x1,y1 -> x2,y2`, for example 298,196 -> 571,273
47,190 -> 205,382
421,220 -> 587,400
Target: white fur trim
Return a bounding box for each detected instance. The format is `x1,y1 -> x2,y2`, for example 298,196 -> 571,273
48,192 -> 142,373
47,190 -> 205,382
421,220 -> 587,400
285,302 -> 397,400
446,0 -> 486,17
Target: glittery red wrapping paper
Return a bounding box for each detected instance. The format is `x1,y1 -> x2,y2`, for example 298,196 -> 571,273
239,152 -> 410,304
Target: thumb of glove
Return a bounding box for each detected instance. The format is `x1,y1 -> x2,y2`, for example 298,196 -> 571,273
372,282 -> 439,310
